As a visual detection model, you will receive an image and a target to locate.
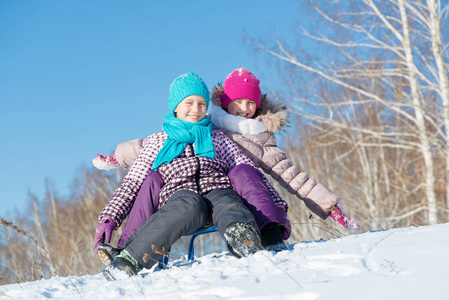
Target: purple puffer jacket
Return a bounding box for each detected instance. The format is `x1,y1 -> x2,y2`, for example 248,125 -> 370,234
99,129 -> 287,228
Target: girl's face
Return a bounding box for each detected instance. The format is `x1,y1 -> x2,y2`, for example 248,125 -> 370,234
225,99 -> 257,119
175,95 -> 208,123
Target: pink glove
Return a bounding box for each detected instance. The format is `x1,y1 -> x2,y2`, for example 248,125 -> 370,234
94,217 -> 117,253
330,205 -> 360,231
92,153 -> 121,170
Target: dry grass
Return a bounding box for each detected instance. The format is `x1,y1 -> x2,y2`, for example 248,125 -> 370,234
0,167 -> 224,285
0,167 -> 123,285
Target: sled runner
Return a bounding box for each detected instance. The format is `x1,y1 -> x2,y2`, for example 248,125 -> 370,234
158,225 -> 218,269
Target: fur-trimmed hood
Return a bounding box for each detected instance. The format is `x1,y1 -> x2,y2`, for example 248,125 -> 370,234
211,84 -> 288,133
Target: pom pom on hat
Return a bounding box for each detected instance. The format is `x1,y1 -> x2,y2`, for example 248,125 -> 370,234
221,67 -> 261,109
168,72 -> 210,113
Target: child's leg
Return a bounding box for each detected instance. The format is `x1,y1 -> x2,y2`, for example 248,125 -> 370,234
202,187 -> 263,257
228,164 -> 290,240
202,188 -> 257,235
121,190 -> 209,270
117,171 -> 164,247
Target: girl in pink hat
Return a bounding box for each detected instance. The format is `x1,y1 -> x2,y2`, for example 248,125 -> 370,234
97,72 -> 279,280
94,67 -> 359,263
208,67 -> 358,229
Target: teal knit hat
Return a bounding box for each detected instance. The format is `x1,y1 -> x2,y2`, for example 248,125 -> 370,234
168,72 -> 210,113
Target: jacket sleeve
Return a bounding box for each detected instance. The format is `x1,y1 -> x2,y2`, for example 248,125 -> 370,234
232,132 -> 339,219
99,133 -> 161,226
115,138 -> 145,170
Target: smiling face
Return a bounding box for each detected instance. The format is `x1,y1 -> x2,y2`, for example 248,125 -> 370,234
174,95 -> 208,123
225,98 -> 257,119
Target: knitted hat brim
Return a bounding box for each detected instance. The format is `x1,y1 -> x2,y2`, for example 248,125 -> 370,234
221,84 -> 261,109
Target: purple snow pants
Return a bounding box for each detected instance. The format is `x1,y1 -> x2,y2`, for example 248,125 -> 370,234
117,164 -> 291,247
228,164 -> 291,240
117,171 -> 163,247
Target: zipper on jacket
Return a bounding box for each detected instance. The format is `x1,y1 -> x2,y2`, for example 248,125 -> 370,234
189,144 -> 202,195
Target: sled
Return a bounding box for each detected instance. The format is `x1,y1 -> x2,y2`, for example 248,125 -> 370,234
158,225 -> 218,269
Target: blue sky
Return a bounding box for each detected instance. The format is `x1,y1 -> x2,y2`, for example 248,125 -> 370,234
0,0 -> 302,217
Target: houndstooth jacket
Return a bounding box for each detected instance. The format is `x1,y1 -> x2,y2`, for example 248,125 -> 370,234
99,129 -> 286,226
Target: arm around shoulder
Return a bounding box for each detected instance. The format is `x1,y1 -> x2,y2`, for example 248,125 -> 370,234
115,138 -> 144,169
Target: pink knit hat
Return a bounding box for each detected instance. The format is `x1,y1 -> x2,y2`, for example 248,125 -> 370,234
221,67 -> 262,109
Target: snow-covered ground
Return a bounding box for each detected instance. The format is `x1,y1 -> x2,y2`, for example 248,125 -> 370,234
2,223 -> 448,300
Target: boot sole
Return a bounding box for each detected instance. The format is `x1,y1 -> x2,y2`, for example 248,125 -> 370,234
225,223 -> 263,258
98,249 -> 112,265
102,257 -> 140,281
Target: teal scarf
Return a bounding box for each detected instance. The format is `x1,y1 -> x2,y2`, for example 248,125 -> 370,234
152,114 -> 215,171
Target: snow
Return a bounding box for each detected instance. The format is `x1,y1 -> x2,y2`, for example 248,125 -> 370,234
2,223 -> 448,300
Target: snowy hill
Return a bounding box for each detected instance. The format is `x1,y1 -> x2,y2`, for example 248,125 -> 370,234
2,223 -> 448,300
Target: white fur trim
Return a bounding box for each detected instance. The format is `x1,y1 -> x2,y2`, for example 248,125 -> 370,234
209,103 -> 266,134
92,157 -> 117,170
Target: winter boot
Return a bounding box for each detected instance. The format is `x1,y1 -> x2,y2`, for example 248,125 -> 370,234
102,249 -> 143,281
224,222 -> 263,258
260,223 -> 289,252
97,243 -> 122,265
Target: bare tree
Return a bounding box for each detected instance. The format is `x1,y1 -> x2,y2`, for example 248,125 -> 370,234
252,0 -> 449,226
425,0 -> 449,210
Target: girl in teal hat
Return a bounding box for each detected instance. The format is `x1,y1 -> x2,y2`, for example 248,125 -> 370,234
98,72 -> 284,280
